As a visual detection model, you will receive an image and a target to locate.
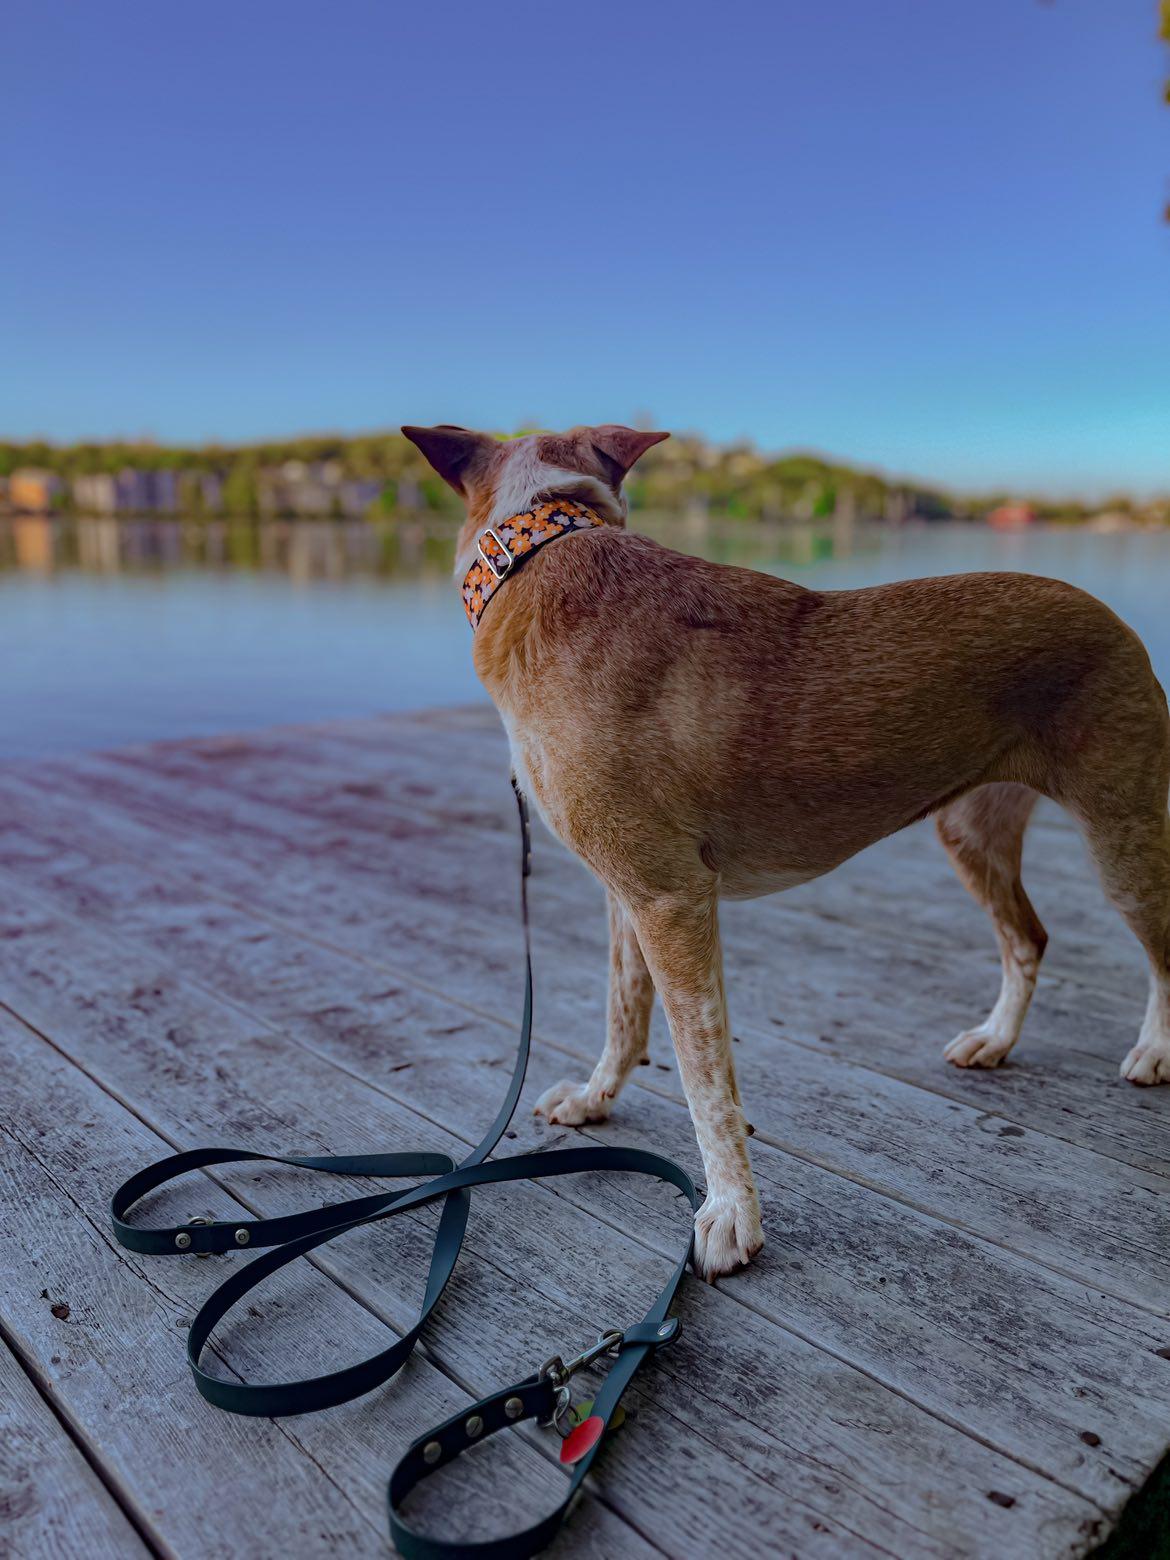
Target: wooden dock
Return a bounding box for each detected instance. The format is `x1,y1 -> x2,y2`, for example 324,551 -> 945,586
2,704 -> 1169,1559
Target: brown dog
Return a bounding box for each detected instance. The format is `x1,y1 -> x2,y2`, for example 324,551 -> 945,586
403,423 -> 1170,1279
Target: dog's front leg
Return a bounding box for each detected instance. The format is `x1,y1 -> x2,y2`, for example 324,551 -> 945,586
535,893 -> 655,1125
627,890 -> 763,1281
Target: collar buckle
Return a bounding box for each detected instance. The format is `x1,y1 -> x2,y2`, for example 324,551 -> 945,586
477,528 -> 514,581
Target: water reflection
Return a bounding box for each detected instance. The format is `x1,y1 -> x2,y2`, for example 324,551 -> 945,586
0,515 -> 466,581
0,511 -> 870,583
2,512 -> 1167,760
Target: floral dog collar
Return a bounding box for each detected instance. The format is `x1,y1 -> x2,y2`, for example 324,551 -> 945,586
460,499 -> 604,630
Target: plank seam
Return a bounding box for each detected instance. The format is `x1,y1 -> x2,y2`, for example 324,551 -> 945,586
0,1319 -> 171,1560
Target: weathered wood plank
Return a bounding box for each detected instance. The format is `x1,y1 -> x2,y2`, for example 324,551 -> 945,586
0,1016 -> 383,1558
0,1337 -> 150,1560
0,1009 -> 646,1560
0,887 -> 1104,1556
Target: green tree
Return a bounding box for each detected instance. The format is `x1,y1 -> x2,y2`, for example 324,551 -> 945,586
222,461 -> 259,518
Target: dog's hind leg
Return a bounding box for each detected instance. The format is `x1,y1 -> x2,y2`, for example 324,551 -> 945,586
936,782 -> 1047,1069
625,888 -> 762,1281
535,892 -> 655,1124
1070,785 -> 1170,1085
1049,646 -> 1170,1083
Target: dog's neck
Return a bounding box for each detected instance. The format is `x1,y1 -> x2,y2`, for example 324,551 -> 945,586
453,461 -> 626,582
459,498 -> 607,631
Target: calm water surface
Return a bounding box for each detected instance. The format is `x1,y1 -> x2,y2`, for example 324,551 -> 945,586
2,515 -> 1168,759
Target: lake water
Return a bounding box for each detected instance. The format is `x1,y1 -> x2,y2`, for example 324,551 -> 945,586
2,514 -> 1168,759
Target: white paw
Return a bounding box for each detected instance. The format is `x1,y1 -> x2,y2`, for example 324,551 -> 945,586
1120,1042 -> 1170,1085
692,1191 -> 764,1282
534,1078 -> 615,1126
944,1023 -> 1016,1070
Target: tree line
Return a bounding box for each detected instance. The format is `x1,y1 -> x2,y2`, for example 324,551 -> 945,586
0,430 -> 1143,524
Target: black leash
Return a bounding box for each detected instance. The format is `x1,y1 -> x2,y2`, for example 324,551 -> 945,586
110,780 -> 700,1559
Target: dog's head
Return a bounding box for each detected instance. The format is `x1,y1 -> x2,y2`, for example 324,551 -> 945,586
401,424 -> 669,574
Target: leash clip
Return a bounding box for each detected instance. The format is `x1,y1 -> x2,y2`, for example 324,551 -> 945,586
539,1327 -> 623,1389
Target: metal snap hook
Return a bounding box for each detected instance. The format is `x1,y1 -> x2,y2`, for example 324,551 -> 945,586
539,1328 -> 623,1388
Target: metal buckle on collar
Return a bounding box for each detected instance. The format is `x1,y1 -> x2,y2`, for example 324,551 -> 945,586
477,528 -> 514,581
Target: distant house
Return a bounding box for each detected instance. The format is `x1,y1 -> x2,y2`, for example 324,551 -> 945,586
338,479 -> 382,518
256,461 -> 380,518
394,475 -> 424,511
114,471 -> 147,512
112,468 -> 179,514
9,469 -> 61,513
987,503 -> 1037,531
259,460 -> 328,517
73,473 -> 118,515
176,470 -> 224,513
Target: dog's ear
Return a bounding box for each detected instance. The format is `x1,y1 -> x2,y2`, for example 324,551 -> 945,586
588,426 -> 670,486
401,426 -> 495,495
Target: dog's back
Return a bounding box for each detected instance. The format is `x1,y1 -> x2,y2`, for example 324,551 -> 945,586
478,530 -> 1161,880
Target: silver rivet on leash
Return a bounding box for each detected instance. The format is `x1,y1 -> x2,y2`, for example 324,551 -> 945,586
505,1396 -> 523,1420
465,1414 -> 483,1439
174,1231 -> 192,1250
423,1440 -> 441,1465
657,1321 -> 673,1337
234,1228 -> 249,1246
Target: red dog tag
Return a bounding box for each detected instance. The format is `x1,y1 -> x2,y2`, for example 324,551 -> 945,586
559,1414 -> 605,1466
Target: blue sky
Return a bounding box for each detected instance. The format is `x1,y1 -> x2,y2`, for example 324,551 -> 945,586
4,1 -> 1167,497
